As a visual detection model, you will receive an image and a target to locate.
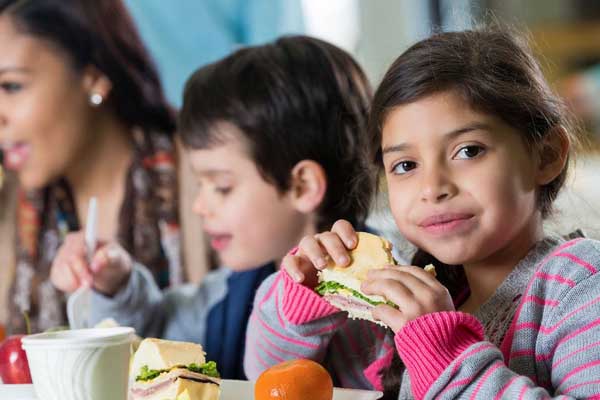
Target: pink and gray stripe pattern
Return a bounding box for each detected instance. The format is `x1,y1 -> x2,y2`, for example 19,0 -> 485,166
245,238 -> 600,399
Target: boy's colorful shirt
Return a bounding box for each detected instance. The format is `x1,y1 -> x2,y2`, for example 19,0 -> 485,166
245,236 -> 600,399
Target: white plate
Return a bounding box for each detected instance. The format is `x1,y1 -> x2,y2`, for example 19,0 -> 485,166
222,379 -> 382,400
0,381 -> 383,400
0,384 -> 37,400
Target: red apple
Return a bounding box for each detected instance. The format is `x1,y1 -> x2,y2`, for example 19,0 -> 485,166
0,335 -> 32,384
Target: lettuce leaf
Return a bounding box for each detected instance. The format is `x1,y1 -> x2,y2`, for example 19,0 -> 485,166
314,280 -> 398,308
135,361 -> 220,382
187,361 -> 219,378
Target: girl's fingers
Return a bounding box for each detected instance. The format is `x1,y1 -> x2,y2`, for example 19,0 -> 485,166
366,267 -> 431,293
298,235 -> 330,269
372,304 -> 406,333
282,254 -> 305,283
315,232 -> 350,267
394,265 -> 440,287
282,254 -> 319,287
331,220 -> 358,249
362,278 -> 413,307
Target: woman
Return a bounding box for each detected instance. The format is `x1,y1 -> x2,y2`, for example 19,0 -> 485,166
0,0 -> 208,333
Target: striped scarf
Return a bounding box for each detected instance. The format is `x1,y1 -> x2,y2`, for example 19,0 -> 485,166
7,129 -> 181,334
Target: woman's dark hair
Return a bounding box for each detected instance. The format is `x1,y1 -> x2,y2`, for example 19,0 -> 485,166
370,28 -> 577,399
179,35 -> 373,230
0,0 -> 175,133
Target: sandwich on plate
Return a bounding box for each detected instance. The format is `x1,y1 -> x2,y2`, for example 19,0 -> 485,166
315,232 -> 435,327
130,338 -> 221,400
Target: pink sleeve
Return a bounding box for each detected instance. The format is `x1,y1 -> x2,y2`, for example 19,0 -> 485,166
394,311 -> 484,399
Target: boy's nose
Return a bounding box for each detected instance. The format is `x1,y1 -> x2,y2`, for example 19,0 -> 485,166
192,195 -> 211,218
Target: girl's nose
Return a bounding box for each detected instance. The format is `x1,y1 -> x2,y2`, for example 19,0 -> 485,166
420,166 -> 456,203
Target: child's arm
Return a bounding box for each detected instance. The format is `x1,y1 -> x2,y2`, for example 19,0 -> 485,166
89,263 -> 229,341
395,239 -> 600,399
87,262 -> 166,335
243,268 -> 348,379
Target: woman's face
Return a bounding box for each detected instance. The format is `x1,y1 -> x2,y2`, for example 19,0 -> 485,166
0,16 -> 98,190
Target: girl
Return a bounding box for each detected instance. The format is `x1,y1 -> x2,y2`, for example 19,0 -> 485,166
0,0 -> 212,333
49,35 -> 374,379
245,29 -> 600,399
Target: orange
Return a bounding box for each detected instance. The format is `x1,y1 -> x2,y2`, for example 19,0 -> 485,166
255,358 -> 333,400
0,324 -> 5,342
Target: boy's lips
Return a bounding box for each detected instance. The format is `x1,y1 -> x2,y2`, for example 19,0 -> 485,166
0,141 -> 31,170
418,212 -> 475,235
208,233 -> 232,251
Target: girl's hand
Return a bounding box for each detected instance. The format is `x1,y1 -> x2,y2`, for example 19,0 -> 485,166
50,232 -> 132,296
362,265 -> 454,333
282,219 -> 358,288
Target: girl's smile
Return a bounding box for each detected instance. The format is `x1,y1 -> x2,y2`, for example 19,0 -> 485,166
417,212 -> 475,236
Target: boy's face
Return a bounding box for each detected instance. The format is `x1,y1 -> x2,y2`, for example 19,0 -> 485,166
381,91 -> 543,268
187,125 -> 310,270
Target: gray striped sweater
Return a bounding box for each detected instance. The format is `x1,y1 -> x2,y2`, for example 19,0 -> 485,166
244,237 -> 600,399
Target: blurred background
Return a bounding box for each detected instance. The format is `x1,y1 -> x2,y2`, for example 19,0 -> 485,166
126,0 -> 600,148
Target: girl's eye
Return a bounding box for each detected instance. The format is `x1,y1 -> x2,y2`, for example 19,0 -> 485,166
392,161 -> 417,175
454,145 -> 485,160
0,82 -> 23,93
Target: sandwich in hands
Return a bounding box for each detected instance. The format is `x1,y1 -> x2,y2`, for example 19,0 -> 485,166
315,232 -> 436,327
130,338 -> 221,400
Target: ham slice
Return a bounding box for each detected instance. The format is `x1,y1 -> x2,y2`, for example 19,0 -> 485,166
130,367 -> 220,399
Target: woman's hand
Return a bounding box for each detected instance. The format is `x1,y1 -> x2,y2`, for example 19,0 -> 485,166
282,219 -> 358,288
362,265 -> 455,333
50,232 -> 132,296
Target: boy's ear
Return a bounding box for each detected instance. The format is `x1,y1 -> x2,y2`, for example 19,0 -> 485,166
82,65 -> 113,103
535,126 -> 570,186
289,160 -> 327,213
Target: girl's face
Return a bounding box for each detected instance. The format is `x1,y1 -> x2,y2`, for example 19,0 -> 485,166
188,125 -> 311,270
381,91 -> 542,267
0,16 -> 97,190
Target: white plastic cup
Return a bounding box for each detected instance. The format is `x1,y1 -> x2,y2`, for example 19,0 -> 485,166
21,327 -> 134,400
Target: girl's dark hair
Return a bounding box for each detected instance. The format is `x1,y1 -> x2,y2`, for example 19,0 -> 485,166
179,35 -> 373,230
0,0 -> 175,133
370,28 -> 577,398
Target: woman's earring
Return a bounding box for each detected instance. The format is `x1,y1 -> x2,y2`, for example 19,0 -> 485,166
89,93 -> 103,106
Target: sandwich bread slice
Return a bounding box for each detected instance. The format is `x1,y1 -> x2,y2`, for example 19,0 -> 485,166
130,338 -> 221,400
315,232 -> 437,327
